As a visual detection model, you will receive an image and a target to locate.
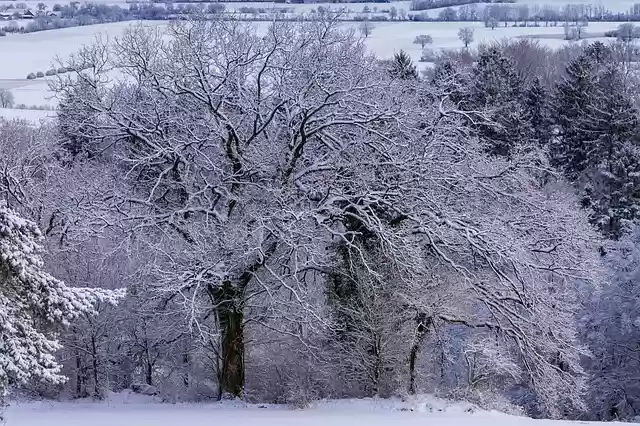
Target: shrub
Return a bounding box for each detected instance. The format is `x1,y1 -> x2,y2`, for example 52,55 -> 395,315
36,71 -> 45,78
57,67 -> 68,74
420,47 -> 437,62
45,69 -> 57,76
0,30 -> 6,37
27,72 -> 37,79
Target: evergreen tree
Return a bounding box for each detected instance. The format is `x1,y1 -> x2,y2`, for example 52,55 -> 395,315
55,78 -> 100,160
526,77 -> 552,146
0,203 -> 122,396
469,47 -> 531,157
584,41 -> 613,64
388,50 -> 418,80
552,45 -> 640,238
551,53 -> 598,181
584,65 -> 640,238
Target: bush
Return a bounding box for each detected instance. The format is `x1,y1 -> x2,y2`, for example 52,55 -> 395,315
0,30 -> 6,37
45,69 -> 57,76
420,47 -> 437,62
36,71 -> 45,78
27,72 -> 37,79
57,67 -> 68,74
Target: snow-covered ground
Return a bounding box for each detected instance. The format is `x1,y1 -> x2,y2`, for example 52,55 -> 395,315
0,107 -> 54,122
0,0 -> 633,13
3,393 -> 625,426
0,19 -> 618,79
0,18 -> 622,119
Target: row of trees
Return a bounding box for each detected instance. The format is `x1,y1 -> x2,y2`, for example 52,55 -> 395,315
409,0 -> 513,12
426,39 -> 640,418
2,18 -> 640,421
407,3 -> 640,25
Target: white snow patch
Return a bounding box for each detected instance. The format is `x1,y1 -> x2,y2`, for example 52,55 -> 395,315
0,107 -> 54,122
4,393 -> 627,426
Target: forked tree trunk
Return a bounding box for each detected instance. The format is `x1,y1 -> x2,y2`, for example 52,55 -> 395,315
214,282 -> 245,398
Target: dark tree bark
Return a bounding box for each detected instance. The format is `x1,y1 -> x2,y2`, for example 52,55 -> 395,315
208,240 -> 276,399
146,359 -> 153,386
91,334 -> 100,398
75,349 -> 84,397
213,281 -> 245,398
408,313 -> 432,395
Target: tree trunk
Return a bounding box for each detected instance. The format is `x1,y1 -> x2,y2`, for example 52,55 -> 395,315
408,314 -> 432,395
371,332 -> 381,395
75,349 -> 83,397
214,281 -> 245,398
146,360 -> 153,386
182,353 -> 190,389
91,334 -> 100,398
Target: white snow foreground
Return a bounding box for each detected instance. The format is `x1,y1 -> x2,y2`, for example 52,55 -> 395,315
5,393 -> 625,426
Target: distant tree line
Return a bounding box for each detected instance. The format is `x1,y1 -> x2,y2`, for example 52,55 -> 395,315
5,0 -> 640,36
0,2 -> 237,34
407,3 -> 640,23
410,0 -> 513,12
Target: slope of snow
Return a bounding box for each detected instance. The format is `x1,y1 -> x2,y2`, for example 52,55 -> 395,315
0,19 -> 624,111
4,393 -> 625,426
0,107 -> 54,122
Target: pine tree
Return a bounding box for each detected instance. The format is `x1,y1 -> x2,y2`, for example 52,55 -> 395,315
0,203 -> 122,396
388,50 -> 418,80
584,65 -> 640,238
56,78 -> 99,160
551,53 -> 598,181
552,45 -> 640,238
526,77 -> 552,146
469,47 -> 531,157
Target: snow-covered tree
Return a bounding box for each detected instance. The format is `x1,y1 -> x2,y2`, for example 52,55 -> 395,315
413,34 -> 432,49
552,44 -> 640,238
388,50 -> 418,79
525,77 -> 551,146
583,225 -> 640,419
458,27 -> 474,48
0,202 -> 122,396
51,19 -> 602,415
467,47 -> 532,157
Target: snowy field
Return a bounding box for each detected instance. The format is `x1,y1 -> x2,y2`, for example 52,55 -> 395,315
3,393 -> 627,426
0,0 -> 634,13
0,18 -> 622,121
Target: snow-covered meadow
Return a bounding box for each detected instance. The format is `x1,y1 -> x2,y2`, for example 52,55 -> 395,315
3,393 -> 626,426
0,18 -> 622,121
0,0 -> 635,13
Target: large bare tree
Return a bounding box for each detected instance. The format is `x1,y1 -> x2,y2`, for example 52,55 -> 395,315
51,18 -> 601,415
